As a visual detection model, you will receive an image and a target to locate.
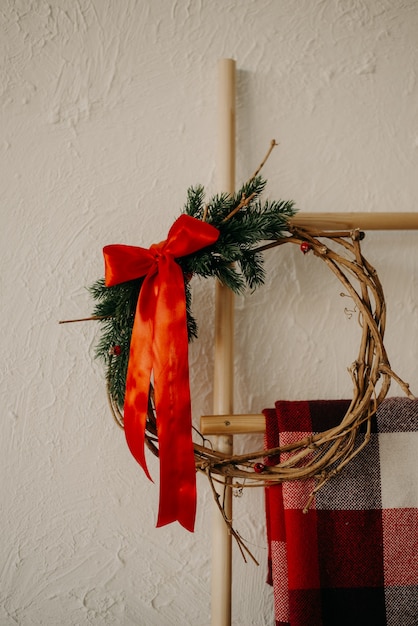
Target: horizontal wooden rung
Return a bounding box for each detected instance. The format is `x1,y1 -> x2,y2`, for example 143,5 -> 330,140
290,212 -> 418,231
200,414 -> 265,435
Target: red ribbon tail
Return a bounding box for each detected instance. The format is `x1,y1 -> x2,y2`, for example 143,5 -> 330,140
155,386 -> 197,531
152,260 -> 197,531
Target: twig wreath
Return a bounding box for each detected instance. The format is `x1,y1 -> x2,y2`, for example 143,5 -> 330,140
62,142 -> 413,559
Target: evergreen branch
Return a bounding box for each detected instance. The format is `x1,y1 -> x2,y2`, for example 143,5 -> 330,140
89,145 -> 297,409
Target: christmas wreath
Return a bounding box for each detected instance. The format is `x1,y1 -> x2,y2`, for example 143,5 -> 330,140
89,157 -> 295,533
62,144 -> 413,557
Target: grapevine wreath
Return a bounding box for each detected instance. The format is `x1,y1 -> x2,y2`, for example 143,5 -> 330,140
65,143 -> 413,558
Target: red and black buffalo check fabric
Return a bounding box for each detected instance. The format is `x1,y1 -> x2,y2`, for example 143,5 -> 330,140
263,397 -> 418,626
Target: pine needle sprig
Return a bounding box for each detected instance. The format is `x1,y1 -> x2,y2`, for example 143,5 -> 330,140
184,185 -> 205,219
185,281 -> 198,341
239,249 -> 266,291
89,278 -> 142,409
204,192 -> 236,224
178,180 -> 295,294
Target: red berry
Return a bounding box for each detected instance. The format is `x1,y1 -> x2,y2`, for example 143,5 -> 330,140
109,345 -> 122,356
300,242 -> 311,254
254,463 -> 265,474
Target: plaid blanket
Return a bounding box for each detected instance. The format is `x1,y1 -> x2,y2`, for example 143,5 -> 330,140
264,397 -> 418,626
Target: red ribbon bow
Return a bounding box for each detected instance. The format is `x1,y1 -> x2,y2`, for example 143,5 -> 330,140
103,214 -> 219,531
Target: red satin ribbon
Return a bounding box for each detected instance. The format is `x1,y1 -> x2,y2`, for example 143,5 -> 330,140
103,215 -> 219,531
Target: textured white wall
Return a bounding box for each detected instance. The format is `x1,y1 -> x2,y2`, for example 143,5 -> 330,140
2,1 -> 418,624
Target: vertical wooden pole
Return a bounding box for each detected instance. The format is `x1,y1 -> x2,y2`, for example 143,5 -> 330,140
211,58 -> 236,626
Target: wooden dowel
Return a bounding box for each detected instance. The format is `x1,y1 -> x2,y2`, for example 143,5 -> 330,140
211,57 -> 236,626
201,414 -> 266,435
290,212 -> 418,231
